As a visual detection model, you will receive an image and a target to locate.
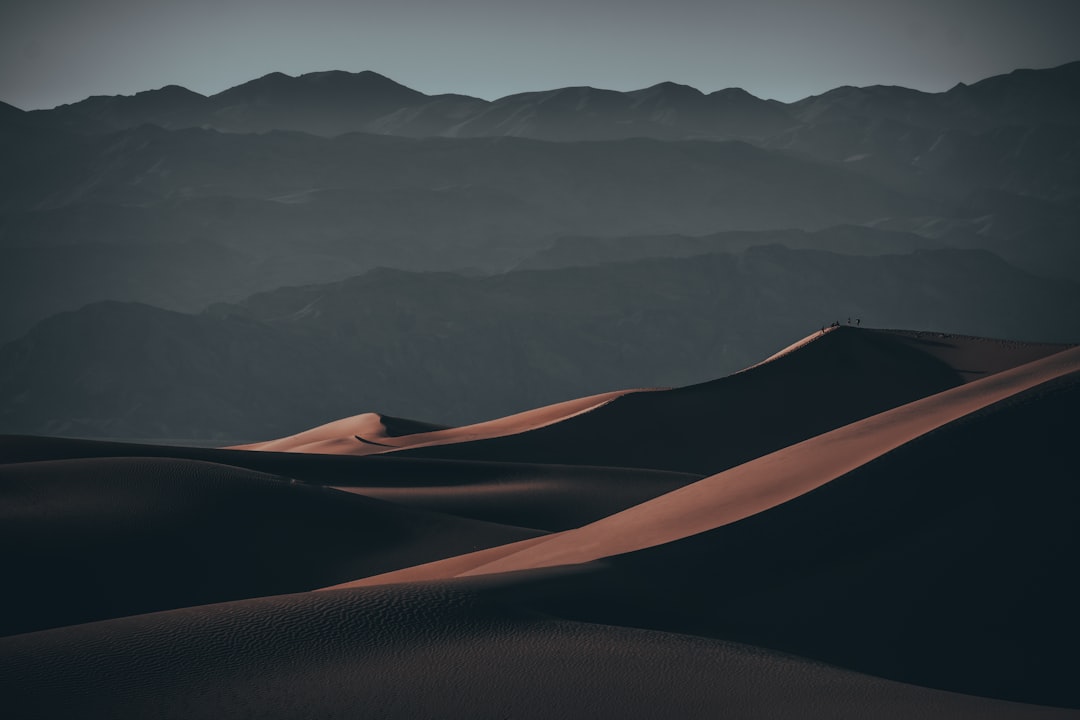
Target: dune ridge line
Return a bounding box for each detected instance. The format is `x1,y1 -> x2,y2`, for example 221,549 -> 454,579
336,342 -> 1077,587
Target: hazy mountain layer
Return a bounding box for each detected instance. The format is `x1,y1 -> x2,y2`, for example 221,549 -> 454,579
3,246 -> 1077,441
3,63 -> 1079,341
515,225 -> 945,270
0,124 -> 938,339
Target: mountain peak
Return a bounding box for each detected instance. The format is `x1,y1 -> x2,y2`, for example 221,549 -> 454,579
307,70 -> 424,98
298,69 -> 406,87
707,87 -> 769,104
629,81 -> 705,103
214,70 -> 424,104
255,71 -> 293,84
213,72 -> 294,98
643,80 -> 702,93
134,84 -> 206,101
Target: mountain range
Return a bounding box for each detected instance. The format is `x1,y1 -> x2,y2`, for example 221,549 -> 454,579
23,62 -> 1080,141
1,62 -> 1079,437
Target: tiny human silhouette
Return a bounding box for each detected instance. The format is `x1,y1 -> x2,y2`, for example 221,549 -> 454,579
856,318 -> 861,326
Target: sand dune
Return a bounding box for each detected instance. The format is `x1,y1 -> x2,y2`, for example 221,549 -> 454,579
467,344 -> 1080,575
335,343 -> 1080,587
512,362 -> 1080,707
0,456 -> 542,636
873,330 -> 1073,383
2,581 -> 1074,720
231,412 -> 450,452
255,327 -> 1067,477
0,436 -> 696,530
2,327 -> 1077,715
388,328 -> 1071,473
335,346 -> 1080,706
231,388 -> 649,455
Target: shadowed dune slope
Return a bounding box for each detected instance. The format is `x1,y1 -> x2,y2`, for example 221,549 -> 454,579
0,581 -> 1074,720
0,457 -> 543,636
0,436 -> 695,531
462,342 -> 1080,574
351,348 -> 1080,706
876,330 -> 1073,383
337,342 -> 1078,587
361,327 -> 1068,474
531,368 -> 1080,707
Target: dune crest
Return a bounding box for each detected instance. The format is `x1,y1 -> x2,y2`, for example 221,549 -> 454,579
242,329 -> 1071,479
230,412 -> 398,452
235,388 -> 659,455
343,343 -> 1078,586
342,327 -> 1072,474
235,327 -> 863,458
463,345 -> 1080,576
229,412 -> 450,453
868,329 -> 1073,383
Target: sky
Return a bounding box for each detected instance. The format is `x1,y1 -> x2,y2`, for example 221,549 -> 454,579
2,0 -> 1079,110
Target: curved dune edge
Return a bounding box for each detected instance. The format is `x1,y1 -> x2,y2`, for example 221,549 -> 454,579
227,328 -> 837,456
358,327 -> 1072,476
464,345 -> 1080,576
232,327 -> 1069,459
228,411 -> 452,453
750,326 -> 1071,379
230,328 -> 840,457
869,329 -> 1074,384
238,387 -> 662,456
741,323 -> 838,370
334,344 -> 1079,588
229,412 -> 399,452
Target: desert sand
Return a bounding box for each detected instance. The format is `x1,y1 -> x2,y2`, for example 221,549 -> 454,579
230,411 -> 451,452
236,327 -> 1071,475
232,388 -> 653,455
2,327 -> 1078,718
347,339 -> 1079,582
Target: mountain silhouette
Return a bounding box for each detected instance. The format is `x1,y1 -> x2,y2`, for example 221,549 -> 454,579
24,62 -> 1080,140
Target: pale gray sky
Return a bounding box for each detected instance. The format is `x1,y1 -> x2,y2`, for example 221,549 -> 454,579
2,0 -> 1078,109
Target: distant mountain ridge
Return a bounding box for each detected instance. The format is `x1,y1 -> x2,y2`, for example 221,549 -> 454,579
21,62 -> 1080,141
0,126 -> 939,340
24,69 -> 792,140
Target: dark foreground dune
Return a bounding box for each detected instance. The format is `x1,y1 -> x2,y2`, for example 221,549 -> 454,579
3,580 -> 1076,720
0,457 -> 544,636
0,437 -> 697,530
1,327 -> 1077,718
